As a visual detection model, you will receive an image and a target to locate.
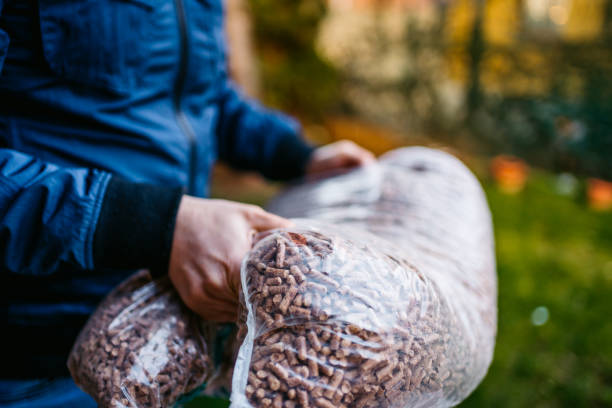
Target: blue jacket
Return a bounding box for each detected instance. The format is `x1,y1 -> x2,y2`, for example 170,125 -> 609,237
0,0 -> 313,377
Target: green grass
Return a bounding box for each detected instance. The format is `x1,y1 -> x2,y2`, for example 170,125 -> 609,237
188,170 -> 612,407
183,396 -> 228,408
461,172 -> 612,408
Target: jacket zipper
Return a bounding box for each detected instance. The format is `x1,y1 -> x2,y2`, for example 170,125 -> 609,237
173,0 -> 198,195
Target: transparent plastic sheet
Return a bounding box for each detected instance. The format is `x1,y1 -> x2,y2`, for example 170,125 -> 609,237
68,270 -> 214,408
230,147 -> 497,408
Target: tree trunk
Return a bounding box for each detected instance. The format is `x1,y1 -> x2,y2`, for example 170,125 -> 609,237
225,0 -> 260,97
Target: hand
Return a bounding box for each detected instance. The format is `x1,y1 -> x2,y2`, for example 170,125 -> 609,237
306,140 -> 376,178
168,197 -> 292,322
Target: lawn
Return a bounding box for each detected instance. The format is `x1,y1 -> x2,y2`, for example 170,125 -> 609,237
462,172 -> 612,407
186,168 -> 612,408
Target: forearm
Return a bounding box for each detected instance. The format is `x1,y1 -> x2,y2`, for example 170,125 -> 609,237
215,82 -> 315,180
0,148 -> 183,276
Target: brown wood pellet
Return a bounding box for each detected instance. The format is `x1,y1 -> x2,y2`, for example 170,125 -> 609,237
68,271 -> 212,408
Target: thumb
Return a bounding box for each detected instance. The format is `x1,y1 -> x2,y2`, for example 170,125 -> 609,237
248,209 -> 293,232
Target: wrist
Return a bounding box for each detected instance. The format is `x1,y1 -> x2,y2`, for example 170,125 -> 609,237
93,177 -> 183,276
270,135 -> 316,180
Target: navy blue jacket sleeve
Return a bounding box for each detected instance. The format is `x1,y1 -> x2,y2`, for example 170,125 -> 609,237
215,80 -> 315,181
0,148 -> 111,274
0,149 -> 184,276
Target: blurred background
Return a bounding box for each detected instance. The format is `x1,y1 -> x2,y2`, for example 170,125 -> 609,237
193,0 -> 612,406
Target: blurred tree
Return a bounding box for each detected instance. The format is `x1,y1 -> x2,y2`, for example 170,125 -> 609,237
226,0 -> 260,97
449,0 -> 612,179
466,0 -> 484,118
247,0 -> 340,119
244,0 -> 612,178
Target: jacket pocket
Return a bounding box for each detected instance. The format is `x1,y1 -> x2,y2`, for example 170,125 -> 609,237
37,0 -> 161,94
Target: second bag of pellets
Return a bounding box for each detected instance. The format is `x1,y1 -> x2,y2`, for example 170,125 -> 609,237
68,270 -> 214,408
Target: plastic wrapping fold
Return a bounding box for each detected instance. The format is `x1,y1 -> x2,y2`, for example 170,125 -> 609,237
68,271 -> 214,408
230,147 -> 497,408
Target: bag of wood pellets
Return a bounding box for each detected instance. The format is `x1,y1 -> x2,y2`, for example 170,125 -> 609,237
230,147 -> 497,408
67,270 -> 214,408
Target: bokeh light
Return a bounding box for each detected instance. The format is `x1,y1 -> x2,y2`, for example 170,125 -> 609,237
531,306 -> 550,326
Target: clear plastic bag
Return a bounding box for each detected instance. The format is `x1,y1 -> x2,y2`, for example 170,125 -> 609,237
68,270 -> 214,408
230,147 -> 497,408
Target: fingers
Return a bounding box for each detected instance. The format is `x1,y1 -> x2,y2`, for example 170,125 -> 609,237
226,260 -> 243,298
183,281 -> 238,322
191,300 -> 237,323
197,287 -> 238,321
307,140 -> 376,177
337,140 -> 376,166
334,151 -> 364,168
246,207 -> 293,231
354,147 -> 376,165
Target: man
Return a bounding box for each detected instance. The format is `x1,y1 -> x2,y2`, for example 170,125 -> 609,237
0,0 -> 374,406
